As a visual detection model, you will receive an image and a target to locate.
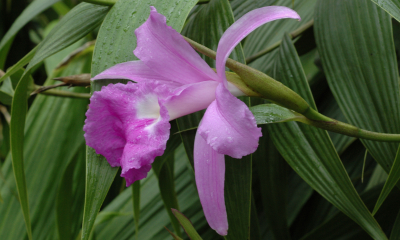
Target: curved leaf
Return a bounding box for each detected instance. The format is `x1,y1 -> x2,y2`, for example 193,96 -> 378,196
315,0 -> 400,174
250,103 -> 302,124
267,34 -> 387,239
370,0 -> 400,22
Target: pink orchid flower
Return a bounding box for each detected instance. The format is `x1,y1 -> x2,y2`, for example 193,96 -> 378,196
84,6 -> 300,236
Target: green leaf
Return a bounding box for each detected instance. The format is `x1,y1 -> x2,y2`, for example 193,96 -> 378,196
93,146 -> 217,239
0,0 -> 60,53
152,124 -> 183,237
56,145 -> 86,240
131,181 -> 140,239
250,103 -> 302,124
172,209 -> 203,240
224,155 -> 252,240
165,227 -> 184,240
84,0 -> 197,239
370,0 -> 400,22
0,47 -> 36,84
243,0 -> 317,75
9,4 -> 109,239
29,3 -> 109,68
254,129 -> 291,240
390,209 -> 400,240
373,144 -> 400,214
0,50 -> 90,239
267,34 -> 387,239
314,0 -> 400,175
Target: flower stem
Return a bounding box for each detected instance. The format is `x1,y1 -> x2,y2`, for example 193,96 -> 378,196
296,115 -> 400,142
245,19 -> 314,64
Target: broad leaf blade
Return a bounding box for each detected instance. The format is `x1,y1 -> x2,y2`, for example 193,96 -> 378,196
315,0 -> 400,175
0,0 -> 60,52
268,34 -> 387,239
370,0 -> 400,22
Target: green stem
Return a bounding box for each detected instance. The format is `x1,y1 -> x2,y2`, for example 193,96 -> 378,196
296,116 -> 400,142
245,19 -> 314,64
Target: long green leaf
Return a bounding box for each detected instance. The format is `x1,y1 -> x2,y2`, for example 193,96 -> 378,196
315,0 -> 400,175
0,0 -> 60,52
370,0 -> 400,22
56,145 -> 86,240
0,50 -> 90,239
172,209 -> 203,240
93,146 -> 218,239
9,3 -> 109,239
373,144 -> 400,214
0,47 -> 36,84
131,181 -> 140,239
152,124 -> 183,237
390,209 -> 400,240
254,129 -> 291,240
267,34 -> 387,239
84,0 -> 197,239
243,0 -> 317,75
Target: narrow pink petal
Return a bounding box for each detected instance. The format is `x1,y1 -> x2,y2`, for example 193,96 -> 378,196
91,60 -> 182,88
194,131 -> 228,236
216,6 -> 301,84
83,82 -> 171,186
134,7 -> 219,84
198,84 -> 262,158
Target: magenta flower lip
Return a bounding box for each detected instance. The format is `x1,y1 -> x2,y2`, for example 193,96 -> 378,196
84,6 -> 300,236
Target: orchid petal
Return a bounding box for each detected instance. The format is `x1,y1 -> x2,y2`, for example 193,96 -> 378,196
216,6 -> 301,84
164,81 -> 218,120
134,7 -> 219,84
194,131 -> 228,236
198,84 -> 262,158
83,82 -> 171,186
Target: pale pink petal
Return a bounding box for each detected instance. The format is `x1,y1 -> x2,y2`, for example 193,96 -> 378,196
83,81 -> 171,186
134,7 -> 219,84
91,60 -> 182,89
198,84 -> 262,158
194,131 -> 228,236
164,81 -> 219,120
216,6 -> 301,84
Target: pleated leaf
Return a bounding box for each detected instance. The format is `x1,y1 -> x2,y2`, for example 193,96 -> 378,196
314,0 -> 400,174
267,34 -> 387,239
370,0 -> 400,22
243,0 -> 317,75
0,49 -> 90,240
0,0 -> 60,55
